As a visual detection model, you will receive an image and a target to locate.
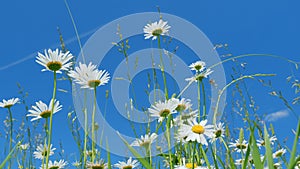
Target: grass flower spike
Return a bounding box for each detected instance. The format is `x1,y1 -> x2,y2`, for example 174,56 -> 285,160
27,99 -> 62,121
68,62 -> 110,89
36,49 -> 73,73
143,19 -> 170,40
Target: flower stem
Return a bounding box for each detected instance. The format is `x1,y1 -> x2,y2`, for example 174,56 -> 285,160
45,71 -> 57,168
91,87 -> 97,162
83,90 -> 88,167
197,79 -> 201,121
8,107 -> 13,169
158,35 -> 168,100
201,81 -> 206,119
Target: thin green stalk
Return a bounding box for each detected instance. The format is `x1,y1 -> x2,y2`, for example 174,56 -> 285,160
201,81 -> 207,119
45,71 -> 57,168
158,35 -> 168,99
7,107 -> 13,169
197,79 -> 201,121
83,90 -> 88,167
91,87 -> 97,162
166,116 -> 173,169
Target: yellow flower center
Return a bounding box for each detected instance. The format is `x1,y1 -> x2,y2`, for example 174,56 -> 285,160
46,61 -> 62,71
88,80 -> 101,88
176,104 -> 186,112
192,125 -> 205,134
215,129 -> 222,138
4,104 -> 13,108
194,65 -> 202,71
152,29 -> 163,36
40,110 -> 51,118
185,163 -> 197,168
122,166 -> 133,169
236,143 -> 247,149
91,165 -> 104,169
49,166 -> 59,169
159,109 -> 170,117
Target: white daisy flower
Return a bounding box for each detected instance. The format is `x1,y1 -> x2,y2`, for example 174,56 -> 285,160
143,19 -> 171,40
40,159 -> 68,169
0,98 -> 19,108
177,118 -> 214,146
229,139 -> 248,153
171,98 -> 192,112
86,159 -> 107,169
210,122 -> 225,143
189,61 -> 206,72
72,160 -> 81,167
85,149 -> 99,157
19,143 -> 29,151
175,162 -> 209,169
148,99 -> 178,122
264,162 -> 282,169
114,157 -> 139,169
234,159 -> 243,166
257,135 -> 277,149
185,69 -> 213,82
36,49 -> 73,73
273,148 -> 286,158
27,99 -> 62,121
130,133 -> 158,147
68,62 -> 110,89
33,144 -> 56,160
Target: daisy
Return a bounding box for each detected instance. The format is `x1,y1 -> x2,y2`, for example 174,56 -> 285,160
130,133 -> 158,147
189,61 -> 206,72
171,98 -> 192,112
148,99 -> 178,122
257,135 -> 277,148
0,98 -> 19,108
114,157 -> 139,169
185,69 -> 213,82
209,122 -> 225,143
36,49 -> 73,73
273,148 -> 286,158
177,118 -> 214,146
229,139 -> 248,153
19,143 -> 29,151
40,159 -> 68,169
72,161 -> 81,167
27,99 -> 62,121
33,144 -> 56,160
86,159 -> 107,169
68,62 -> 110,89
173,110 -> 198,127
143,19 -> 171,40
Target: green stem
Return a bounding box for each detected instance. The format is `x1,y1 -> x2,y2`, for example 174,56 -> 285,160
201,81 -> 207,119
158,35 -> 168,99
166,116 -> 173,169
8,107 -> 13,169
45,71 -> 57,168
91,87 -> 97,162
197,79 -> 201,121
83,90 -> 88,167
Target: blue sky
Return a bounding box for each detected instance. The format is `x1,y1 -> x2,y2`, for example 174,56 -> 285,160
0,0 -> 300,167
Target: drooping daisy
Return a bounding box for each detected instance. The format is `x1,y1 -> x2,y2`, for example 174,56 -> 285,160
33,144 -> 56,160
273,148 -> 286,158
209,122 -> 225,143
185,69 -> 213,83
130,133 -> 158,147
189,61 -> 206,72
36,49 -> 73,73
171,98 -> 192,112
148,99 -> 178,122
0,98 -> 19,108
177,118 -> 214,146
257,135 -> 277,149
114,157 -> 139,169
40,159 -> 68,169
27,99 -> 62,121
86,159 -> 107,169
143,19 -> 171,40
229,139 -> 248,153
68,62 -> 110,89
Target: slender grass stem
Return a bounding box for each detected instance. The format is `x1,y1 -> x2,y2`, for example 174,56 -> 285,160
45,71 -> 57,168
91,87 -> 97,162
8,107 -> 13,169
197,79 -> 201,121
158,35 -> 168,99
201,81 -> 207,119
83,90 -> 88,167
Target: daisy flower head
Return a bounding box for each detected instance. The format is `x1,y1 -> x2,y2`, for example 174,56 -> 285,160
86,159 -> 107,169
36,49 -> 73,73
229,139 -> 248,153
209,122 -> 225,143
185,69 -> 213,83
68,62 -> 110,89
143,19 -> 170,40
148,99 -> 178,122
27,99 -> 62,121
114,157 -> 139,169
177,118 -> 214,146
130,133 -> 158,147
189,61 -> 206,72
0,98 -> 19,108
72,161 -> 81,167
40,159 -> 68,169
173,110 -> 198,127
273,148 -> 286,158
19,143 -> 29,151
171,98 -> 192,112
33,144 -> 56,160
257,135 -> 277,149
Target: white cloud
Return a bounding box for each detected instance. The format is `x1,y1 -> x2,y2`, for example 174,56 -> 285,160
265,109 -> 290,122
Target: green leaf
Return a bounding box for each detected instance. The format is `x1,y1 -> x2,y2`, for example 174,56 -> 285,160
0,141 -> 20,168
288,120 -> 300,169
264,125 -> 274,169
117,132 -> 152,169
250,127 -> 263,169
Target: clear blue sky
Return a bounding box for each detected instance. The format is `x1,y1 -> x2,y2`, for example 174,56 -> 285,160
0,0 -> 300,167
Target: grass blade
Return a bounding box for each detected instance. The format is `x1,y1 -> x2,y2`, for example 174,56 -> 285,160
250,127 -> 263,168
0,141 -> 20,168
264,125 -> 274,169
288,120 -> 300,169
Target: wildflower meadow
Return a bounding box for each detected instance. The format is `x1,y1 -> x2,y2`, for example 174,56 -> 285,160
0,1 -> 300,169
